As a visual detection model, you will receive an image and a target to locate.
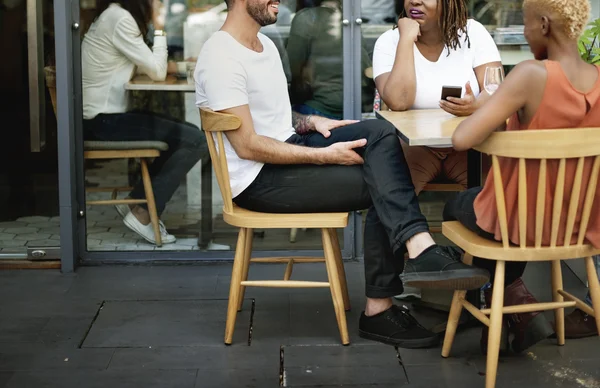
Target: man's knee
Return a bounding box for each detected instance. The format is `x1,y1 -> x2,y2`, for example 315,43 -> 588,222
362,119 -> 397,140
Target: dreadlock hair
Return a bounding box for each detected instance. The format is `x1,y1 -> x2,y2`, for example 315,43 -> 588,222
394,0 -> 470,56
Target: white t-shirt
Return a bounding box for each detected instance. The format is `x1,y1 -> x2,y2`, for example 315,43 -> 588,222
81,3 -> 168,120
195,31 -> 295,198
372,19 -> 501,109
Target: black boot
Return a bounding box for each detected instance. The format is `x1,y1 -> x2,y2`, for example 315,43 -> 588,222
504,278 -> 555,353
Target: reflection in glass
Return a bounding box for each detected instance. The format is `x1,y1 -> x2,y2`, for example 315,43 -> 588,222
287,0 -> 374,120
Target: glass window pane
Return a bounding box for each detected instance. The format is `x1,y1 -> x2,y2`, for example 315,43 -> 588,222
80,0 -> 345,253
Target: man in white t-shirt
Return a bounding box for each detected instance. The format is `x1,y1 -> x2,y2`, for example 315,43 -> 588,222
195,0 -> 490,348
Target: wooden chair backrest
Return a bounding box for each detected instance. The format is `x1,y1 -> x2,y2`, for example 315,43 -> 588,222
474,128 -> 600,249
44,66 -> 58,116
199,108 -> 242,214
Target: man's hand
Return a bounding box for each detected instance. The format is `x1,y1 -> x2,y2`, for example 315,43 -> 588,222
312,116 -> 359,138
439,82 -> 480,117
319,139 -> 367,165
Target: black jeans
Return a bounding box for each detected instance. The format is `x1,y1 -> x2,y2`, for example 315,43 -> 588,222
83,111 -> 209,215
234,119 -> 430,298
443,187 -> 526,287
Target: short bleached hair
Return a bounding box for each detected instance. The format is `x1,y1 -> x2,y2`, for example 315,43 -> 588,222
523,0 -> 591,40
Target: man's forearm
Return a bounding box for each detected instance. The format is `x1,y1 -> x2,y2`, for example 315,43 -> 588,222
239,133 -> 325,165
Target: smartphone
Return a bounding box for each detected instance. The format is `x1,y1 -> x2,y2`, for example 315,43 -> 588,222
441,86 -> 462,101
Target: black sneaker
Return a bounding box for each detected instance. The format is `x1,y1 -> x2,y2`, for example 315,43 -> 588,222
402,245 -> 490,290
358,305 -> 439,348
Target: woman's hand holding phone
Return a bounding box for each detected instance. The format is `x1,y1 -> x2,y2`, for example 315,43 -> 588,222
440,81 -> 479,117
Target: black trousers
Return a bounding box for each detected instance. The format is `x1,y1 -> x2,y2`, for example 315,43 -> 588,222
443,187 -> 526,287
234,119 -> 430,298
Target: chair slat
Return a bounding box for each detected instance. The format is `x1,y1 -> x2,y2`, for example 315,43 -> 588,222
491,156 -> 510,248
564,157 -> 585,247
199,108 -> 242,214
204,131 -> 229,210
578,155 -> 600,245
550,159 -> 566,247
473,128 -> 600,159
518,158 -> 528,248
217,132 -> 234,213
535,159 -> 547,248
200,108 -> 242,132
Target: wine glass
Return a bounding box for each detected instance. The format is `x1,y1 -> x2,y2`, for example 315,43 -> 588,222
484,66 -> 504,95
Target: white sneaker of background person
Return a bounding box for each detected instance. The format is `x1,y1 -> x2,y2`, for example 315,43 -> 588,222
115,204 -> 176,244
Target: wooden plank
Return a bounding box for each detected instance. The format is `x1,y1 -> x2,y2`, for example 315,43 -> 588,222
0,260 -> 61,269
124,75 -> 195,92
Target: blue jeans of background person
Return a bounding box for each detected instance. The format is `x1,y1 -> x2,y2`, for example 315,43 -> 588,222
585,255 -> 600,306
83,111 -> 208,215
292,104 -> 340,120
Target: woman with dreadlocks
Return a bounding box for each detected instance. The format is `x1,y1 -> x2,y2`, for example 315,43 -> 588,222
372,0 -> 502,304
372,0 -> 502,195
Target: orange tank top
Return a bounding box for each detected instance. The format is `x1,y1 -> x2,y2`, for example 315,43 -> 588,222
473,61 -> 600,248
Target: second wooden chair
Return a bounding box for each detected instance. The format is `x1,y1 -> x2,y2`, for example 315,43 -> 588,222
440,128 -> 600,388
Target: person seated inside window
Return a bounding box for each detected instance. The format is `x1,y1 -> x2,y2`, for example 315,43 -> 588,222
372,0 -> 502,194
81,0 -> 208,245
286,0 -> 374,120
446,0 -> 600,353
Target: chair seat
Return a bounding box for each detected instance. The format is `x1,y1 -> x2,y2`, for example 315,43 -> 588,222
84,141 -> 169,151
223,205 -> 348,229
443,221 -> 600,262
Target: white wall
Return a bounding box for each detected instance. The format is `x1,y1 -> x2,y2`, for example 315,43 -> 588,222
593,0 -> 599,19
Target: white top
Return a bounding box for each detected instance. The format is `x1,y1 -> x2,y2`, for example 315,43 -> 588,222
373,19 -> 501,109
81,3 -> 168,120
195,31 -> 295,198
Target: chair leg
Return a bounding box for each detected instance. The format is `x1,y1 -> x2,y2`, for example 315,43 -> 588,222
139,158 -> 162,246
551,260 -> 565,346
486,260 -> 506,388
585,256 -> 600,335
290,228 -> 298,243
237,228 -> 253,312
224,228 -> 248,345
322,228 -> 350,345
441,253 -> 473,358
329,229 -> 350,311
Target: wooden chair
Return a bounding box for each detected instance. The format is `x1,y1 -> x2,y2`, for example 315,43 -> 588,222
44,66 -> 166,246
199,107 -> 351,345
440,128 -> 600,388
